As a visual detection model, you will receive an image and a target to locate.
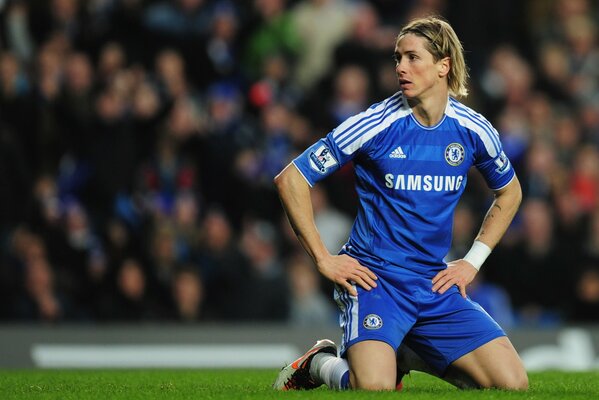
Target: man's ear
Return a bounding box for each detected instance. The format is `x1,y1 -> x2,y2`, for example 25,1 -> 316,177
438,57 -> 451,78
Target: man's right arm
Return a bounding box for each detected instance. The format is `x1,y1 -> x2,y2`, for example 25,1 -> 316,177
274,163 -> 377,296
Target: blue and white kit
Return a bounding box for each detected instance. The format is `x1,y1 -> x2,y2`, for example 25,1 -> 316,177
292,92 -> 515,373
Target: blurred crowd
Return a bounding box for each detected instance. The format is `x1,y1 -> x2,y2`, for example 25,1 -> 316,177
1,0 -> 599,328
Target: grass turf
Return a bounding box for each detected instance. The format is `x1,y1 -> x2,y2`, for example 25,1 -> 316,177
1,369 -> 598,399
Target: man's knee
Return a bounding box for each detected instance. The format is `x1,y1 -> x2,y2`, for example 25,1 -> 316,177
451,337 -> 529,391
350,370 -> 396,391
481,369 -> 528,390
498,370 -> 529,391
347,340 -> 398,390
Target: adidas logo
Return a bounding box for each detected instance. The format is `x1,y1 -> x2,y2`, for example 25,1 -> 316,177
389,146 -> 407,159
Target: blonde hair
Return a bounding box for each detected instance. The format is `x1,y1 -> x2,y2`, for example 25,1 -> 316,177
397,16 -> 469,98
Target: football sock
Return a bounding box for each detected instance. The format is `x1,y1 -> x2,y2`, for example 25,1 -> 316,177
340,370 -> 350,389
310,354 -> 350,390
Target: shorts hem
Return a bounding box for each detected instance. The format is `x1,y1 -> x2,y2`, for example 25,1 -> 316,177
443,329 -> 506,372
340,334 -> 399,359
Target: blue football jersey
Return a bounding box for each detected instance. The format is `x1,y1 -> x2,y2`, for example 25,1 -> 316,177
293,92 -> 515,276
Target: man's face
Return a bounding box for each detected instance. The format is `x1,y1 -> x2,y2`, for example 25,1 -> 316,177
394,33 -> 448,99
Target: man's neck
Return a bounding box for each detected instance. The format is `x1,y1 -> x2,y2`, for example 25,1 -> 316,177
407,87 -> 449,127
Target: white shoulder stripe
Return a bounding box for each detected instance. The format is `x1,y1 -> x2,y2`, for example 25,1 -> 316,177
337,99 -> 405,148
333,93 -> 411,155
333,93 -> 402,141
446,100 -> 499,158
449,98 -> 501,150
341,106 -> 411,154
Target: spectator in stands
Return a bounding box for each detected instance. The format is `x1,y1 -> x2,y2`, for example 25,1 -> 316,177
583,209 -> 599,259
143,0 -> 211,38
311,185 -> 352,255
248,53 -> 302,110
243,0 -> 301,79
57,201 -> 105,307
102,217 -> 138,271
11,231 -> 81,321
153,48 -> 195,102
505,199 -> 571,325
522,141 -> 558,200
172,191 -> 201,256
97,42 -> 127,89
146,222 -> 181,300
130,79 -> 166,167
0,52 -> 35,170
568,260 -> 599,322
170,266 -> 207,322
98,257 -> 163,321
194,3 -> 242,90
4,1 -> 36,64
569,145 -> 599,213
198,83 -> 258,223
238,219 -> 289,321
196,207 -> 249,319
56,51 -> 95,180
330,2 -> 394,97
286,253 -> 336,327
290,0 -> 352,90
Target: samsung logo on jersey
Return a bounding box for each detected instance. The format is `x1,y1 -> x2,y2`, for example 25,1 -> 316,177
385,174 -> 465,192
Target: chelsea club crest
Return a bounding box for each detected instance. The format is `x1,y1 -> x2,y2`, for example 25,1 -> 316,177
363,314 -> 383,330
445,143 -> 465,166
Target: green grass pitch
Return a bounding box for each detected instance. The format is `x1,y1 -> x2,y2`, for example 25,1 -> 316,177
1,369 -> 598,399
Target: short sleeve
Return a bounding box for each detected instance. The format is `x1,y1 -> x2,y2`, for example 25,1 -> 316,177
292,92 -> 406,186
475,144 -> 515,191
292,133 -> 356,187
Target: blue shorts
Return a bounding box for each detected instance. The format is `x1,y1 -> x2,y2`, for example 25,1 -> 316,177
334,260 -> 505,374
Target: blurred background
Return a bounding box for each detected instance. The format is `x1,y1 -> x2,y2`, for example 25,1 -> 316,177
1,0 -> 599,367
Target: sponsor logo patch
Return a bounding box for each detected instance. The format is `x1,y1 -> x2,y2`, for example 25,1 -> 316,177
494,151 -> 511,174
445,143 -> 465,166
363,314 -> 383,330
309,145 -> 338,174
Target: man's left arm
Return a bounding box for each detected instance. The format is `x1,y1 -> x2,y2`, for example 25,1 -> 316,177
432,176 -> 522,298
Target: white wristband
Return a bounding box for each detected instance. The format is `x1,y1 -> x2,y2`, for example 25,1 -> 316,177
463,241 -> 492,271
